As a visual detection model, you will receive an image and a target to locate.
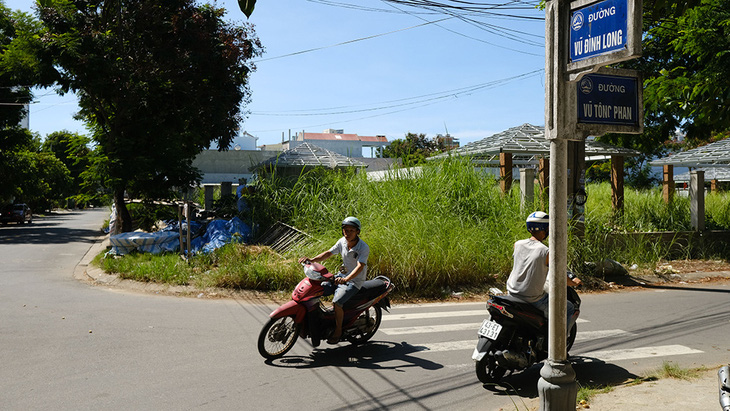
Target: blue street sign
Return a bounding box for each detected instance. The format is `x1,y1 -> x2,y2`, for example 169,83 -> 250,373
577,73 -> 639,126
570,0 -> 628,62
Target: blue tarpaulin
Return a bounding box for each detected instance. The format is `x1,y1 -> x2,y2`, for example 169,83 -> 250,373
191,217 -> 252,254
109,218 -> 251,255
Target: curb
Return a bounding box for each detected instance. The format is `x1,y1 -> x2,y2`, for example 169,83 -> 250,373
73,234 -> 111,283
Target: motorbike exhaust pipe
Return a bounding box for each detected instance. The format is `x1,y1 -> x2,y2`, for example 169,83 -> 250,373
720,365 -> 730,411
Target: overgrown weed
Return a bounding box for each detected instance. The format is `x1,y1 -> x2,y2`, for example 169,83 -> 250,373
99,161 -> 730,296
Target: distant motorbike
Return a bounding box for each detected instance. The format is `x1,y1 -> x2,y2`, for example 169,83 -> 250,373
257,261 -> 394,360
472,287 -> 581,383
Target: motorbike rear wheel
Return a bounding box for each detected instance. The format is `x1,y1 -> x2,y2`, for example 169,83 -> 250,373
257,315 -> 301,360
475,341 -> 507,384
346,306 -> 382,345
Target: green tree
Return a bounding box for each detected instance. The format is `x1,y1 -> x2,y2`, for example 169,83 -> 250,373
380,132 -> 447,166
37,0 -> 263,233
608,0 -> 730,150
42,130 -> 92,198
0,127 -> 72,209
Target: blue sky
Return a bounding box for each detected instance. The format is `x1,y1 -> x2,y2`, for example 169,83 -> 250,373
6,0 -> 547,147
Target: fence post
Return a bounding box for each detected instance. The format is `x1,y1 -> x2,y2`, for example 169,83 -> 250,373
663,165 -> 675,203
520,168 -> 535,210
690,170 -> 705,231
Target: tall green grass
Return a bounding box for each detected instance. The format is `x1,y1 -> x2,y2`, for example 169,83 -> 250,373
246,160 -> 533,296
246,164 -> 730,294
100,161 -> 730,296
584,183 -> 692,232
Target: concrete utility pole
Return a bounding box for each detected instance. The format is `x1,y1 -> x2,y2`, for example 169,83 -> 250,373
540,0 -> 642,408
540,0 -> 578,408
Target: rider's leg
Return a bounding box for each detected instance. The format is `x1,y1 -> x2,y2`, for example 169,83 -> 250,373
328,282 -> 359,343
332,303 -> 344,340
566,300 -> 576,332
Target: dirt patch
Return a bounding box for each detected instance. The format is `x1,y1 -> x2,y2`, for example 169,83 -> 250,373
657,259 -> 730,273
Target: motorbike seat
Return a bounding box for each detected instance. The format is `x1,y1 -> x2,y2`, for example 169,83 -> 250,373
493,294 -> 546,319
342,279 -> 387,308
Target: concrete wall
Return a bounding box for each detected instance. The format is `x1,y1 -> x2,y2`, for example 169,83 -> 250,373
192,149 -> 278,185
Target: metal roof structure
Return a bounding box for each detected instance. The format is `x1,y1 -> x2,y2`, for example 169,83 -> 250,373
250,142 -> 367,171
675,167 -> 730,182
428,123 -> 641,165
649,137 -> 730,167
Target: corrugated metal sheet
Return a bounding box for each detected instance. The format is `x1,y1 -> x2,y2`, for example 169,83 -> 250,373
255,221 -> 313,253
429,123 -> 641,164
650,138 -> 730,167
250,142 -> 367,171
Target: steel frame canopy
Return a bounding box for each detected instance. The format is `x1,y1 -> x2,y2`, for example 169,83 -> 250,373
675,167 -> 730,182
427,123 -> 640,165
650,137 -> 730,167
251,142 -> 367,171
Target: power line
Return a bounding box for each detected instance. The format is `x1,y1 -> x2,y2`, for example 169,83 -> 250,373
248,68 -> 543,132
252,69 -> 542,116
253,16 -> 453,63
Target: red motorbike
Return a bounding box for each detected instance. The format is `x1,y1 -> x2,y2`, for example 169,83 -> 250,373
257,261 -> 394,360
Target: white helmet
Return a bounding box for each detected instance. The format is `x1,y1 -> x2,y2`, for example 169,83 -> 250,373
526,211 -> 549,232
341,216 -> 361,230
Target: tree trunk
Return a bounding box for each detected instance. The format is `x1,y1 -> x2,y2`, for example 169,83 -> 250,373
113,188 -> 132,234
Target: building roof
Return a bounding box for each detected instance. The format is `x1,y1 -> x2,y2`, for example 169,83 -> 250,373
674,167 -> 730,182
649,137 -> 730,167
300,132 -> 388,143
428,123 -> 641,165
250,142 -> 367,171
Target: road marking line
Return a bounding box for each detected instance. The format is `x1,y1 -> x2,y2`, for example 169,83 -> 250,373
382,322 -> 601,336
406,340 -> 474,353
383,310 -> 485,321
575,329 -> 634,341
400,341 -> 703,363
383,311 -> 589,323
579,345 -> 703,361
382,323 -> 480,335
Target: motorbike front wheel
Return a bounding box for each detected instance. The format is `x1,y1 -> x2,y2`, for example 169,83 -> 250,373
257,315 -> 301,360
475,340 -> 507,384
346,306 -> 382,345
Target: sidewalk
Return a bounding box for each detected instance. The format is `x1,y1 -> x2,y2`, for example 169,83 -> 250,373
517,366 -> 723,410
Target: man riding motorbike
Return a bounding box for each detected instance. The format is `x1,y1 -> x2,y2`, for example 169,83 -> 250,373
298,216 -> 369,344
500,211 -> 582,363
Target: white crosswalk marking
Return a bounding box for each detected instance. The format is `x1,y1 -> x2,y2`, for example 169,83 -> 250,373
574,329 -> 634,341
383,310 -> 485,321
397,340 -> 704,362
383,310 -> 590,323
580,345 -> 703,361
379,306 -> 702,363
382,323 -> 481,335
382,319 -> 596,335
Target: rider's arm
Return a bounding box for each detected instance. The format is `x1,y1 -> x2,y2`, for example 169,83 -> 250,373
337,261 -> 365,284
298,251 -> 332,264
567,271 -> 582,287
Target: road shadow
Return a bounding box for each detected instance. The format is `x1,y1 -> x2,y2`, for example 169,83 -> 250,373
0,211 -> 105,245
480,356 -> 638,400
265,340 -> 444,371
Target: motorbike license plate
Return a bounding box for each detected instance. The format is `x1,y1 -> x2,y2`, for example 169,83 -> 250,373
477,319 -> 502,340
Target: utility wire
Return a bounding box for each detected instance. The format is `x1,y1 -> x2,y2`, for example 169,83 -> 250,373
252,69 -> 542,116
253,16 -> 453,63
248,68 -> 543,133
383,0 -> 543,56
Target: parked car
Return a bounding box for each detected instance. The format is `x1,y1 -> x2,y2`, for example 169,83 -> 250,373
0,203 -> 33,225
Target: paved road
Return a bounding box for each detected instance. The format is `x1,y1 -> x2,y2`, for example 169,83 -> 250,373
2,209 -> 728,410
